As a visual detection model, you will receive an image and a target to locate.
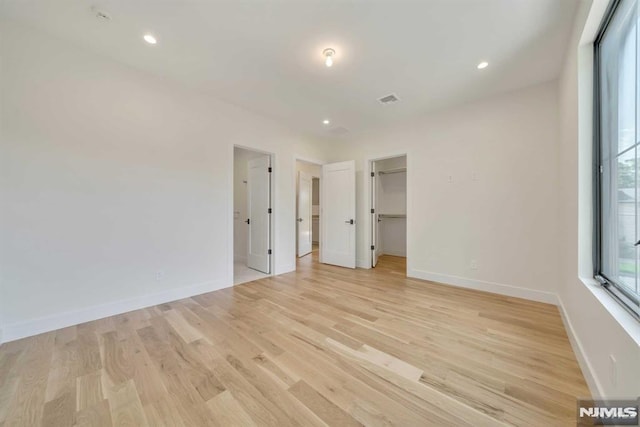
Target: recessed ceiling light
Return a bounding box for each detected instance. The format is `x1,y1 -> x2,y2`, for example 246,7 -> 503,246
323,119 -> 330,125
477,61 -> 489,69
323,48 -> 335,67
143,34 -> 157,45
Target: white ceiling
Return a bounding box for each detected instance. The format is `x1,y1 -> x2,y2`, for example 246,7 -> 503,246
1,0 -> 579,140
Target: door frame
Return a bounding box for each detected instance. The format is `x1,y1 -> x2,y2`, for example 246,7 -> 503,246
366,152 -> 410,272
230,145 -> 275,285
293,155 -> 325,266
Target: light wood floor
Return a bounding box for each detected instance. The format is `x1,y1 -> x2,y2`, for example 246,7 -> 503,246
0,253 -> 589,426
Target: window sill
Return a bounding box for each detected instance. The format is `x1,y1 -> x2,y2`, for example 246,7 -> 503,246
579,276 -> 640,346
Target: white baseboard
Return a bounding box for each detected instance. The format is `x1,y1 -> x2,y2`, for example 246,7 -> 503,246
275,263 -> 296,275
557,296 -> 604,399
1,279 -> 230,344
381,251 -> 406,257
408,268 -> 558,305
357,258 -> 371,269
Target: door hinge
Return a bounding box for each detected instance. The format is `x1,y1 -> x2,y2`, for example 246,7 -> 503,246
268,167 -> 272,173
268,208 -> 272,214
371,245 -> 375,250
268,249 -> 272,255
599,165 -> 603,173
371,172 -> 375,177
371,208 -> 375,214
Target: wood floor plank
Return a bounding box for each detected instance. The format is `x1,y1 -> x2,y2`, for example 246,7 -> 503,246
2,333 -> 55,427
205,390 -> 258,427
41,389 -> 75,427
101,379 -> 148,427
0,252 -> 590,426
99,332 -> 135,386
74,400 -> 112,427
142,398 -> 186,427
288,380 -> 361,427
76,371 -> 104,412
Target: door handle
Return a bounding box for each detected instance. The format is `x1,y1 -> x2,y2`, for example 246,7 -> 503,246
245,219 -> 250,224
297,218 -> 303,222
635,240 -> 640,246
345,219 -> 354,225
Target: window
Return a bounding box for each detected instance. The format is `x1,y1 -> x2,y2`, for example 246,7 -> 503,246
595,0 -> 640,318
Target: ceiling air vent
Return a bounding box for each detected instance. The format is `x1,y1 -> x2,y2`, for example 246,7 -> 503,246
378,93 -> 399,104
91,6 -> 112,21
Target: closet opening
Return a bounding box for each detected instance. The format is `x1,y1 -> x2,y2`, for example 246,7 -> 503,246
370,155 -> 407,269
295,159 -> 322,258
233,146 -> 274,285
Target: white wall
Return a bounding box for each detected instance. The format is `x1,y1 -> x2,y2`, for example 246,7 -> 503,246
379,218 -> 406,257
378,176 -> 406,216
312,178 -> 320,206
0,21 -> 331,342
296,160 -> 322,179
557,0 -> 640,399
233,147 -> 268,263
0,17 -> 4,344
338,82 -> 562,303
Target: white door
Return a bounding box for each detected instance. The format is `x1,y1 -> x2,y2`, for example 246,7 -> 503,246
297,171 -> 312,257
322,160 -> 356,268
247,155 -> 271,274
371,162 -> 379,267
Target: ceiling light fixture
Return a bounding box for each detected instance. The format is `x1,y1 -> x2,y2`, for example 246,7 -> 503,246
477,61 -> 489,69
323,48 -> 335,67
143,34 -> 157,45
323,119 -> 330,125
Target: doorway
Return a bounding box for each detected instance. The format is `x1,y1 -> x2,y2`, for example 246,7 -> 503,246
233,146 -> 273,285
370,155 -> 407,269
296,160 -> 322,258
297,158 -> 357,270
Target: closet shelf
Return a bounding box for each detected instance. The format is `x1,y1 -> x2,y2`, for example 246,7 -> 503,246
378,167 -> 406,175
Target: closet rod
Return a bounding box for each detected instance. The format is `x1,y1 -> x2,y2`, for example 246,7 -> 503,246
378,167 -> 407,175
379,214 -> 407,219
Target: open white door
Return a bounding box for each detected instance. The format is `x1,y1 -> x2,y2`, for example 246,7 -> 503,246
297,171 -> 312,257
322,160 -> 356,268
247,155 -> 271,274
371,162 -> 379,267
